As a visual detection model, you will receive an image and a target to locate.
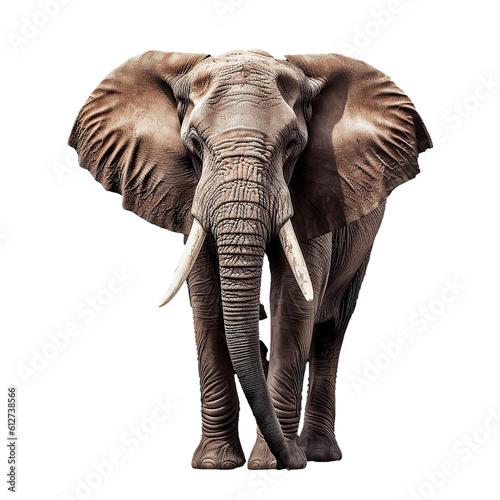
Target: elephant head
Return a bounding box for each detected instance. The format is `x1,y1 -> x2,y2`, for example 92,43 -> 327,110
69,49 -> 431,469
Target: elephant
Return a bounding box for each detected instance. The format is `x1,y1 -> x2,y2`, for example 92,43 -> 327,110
69,49 -> 432,470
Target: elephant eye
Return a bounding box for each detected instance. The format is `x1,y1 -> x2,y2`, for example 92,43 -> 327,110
192,136 -> 204,159
284,131 -> 303,159
185,129 -> 205,178
285,138 -> 299,156
185,129 -> 205,160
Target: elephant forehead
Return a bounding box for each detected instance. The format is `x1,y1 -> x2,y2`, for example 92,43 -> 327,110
218,49 -> 273,59
188,51 -> 303,101
212,49 -> 278,70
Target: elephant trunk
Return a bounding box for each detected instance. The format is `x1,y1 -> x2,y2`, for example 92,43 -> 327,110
211,199 -> 290,469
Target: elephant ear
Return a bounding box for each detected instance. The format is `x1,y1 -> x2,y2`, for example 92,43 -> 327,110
285,53 -> 432,241
69,51 -> 209,235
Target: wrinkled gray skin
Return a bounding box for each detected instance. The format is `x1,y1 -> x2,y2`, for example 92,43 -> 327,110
184,52 -> 311,469
188,203 -> 384,469
69,49 -> 431,470
181,53 -> 383,469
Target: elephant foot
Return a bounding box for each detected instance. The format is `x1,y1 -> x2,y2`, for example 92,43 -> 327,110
248,432 -> 276,469
298,430 -> 342,462
191,435 -> 245,469
248,433 -> 307,470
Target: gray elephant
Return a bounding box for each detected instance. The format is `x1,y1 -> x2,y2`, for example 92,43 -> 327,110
69,50 -> 431,469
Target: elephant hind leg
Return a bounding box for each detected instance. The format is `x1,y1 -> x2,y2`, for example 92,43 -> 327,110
298,318 -> 343,462
299,252 -> 372,461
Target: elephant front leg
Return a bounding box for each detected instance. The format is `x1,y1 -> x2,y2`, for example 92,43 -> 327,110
191,319 -> 245,469
187,241 -> 245,469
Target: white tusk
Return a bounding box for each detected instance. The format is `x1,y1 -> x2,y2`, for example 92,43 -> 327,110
158,218 -> 206,307
278,220 -> 314,302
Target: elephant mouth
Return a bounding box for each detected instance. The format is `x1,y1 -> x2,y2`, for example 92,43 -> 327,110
158,217 -> 313,307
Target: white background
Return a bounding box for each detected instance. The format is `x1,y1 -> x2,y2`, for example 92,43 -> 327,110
2,1 -> 499,499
